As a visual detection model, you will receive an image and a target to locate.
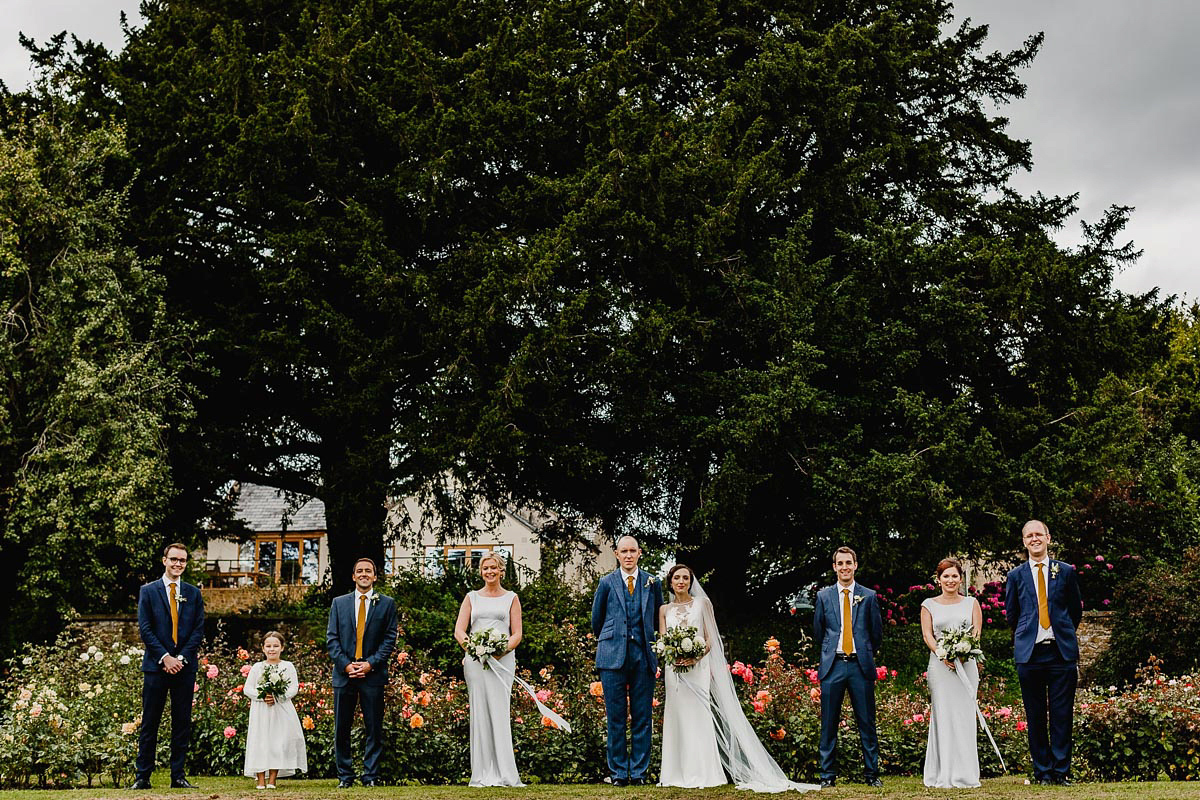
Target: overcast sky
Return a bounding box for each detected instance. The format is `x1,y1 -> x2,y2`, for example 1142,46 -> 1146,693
3,0 -> 1197,300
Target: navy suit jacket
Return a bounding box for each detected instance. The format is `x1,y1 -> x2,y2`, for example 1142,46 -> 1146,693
591,569 -> 661,672
1005,559 -> 1083,664
326,591 -> 398,687
813,583 -> 882,680
138,579 -> 205,672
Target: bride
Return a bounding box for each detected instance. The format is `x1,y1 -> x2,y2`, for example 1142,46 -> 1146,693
658,564 -> 818,793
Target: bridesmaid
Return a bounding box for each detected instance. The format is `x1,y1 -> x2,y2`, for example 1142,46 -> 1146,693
920,557 -> 983,788
453,553 -> 525,787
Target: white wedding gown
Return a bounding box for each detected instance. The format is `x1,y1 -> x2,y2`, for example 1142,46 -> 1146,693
462,590 -> 524,787
923,597 -> 981,788
660,600 -> 726,788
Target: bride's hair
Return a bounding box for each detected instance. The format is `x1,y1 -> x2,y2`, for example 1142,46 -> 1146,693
665,563 -> 693,591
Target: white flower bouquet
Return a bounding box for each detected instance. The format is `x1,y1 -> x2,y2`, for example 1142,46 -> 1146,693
256,663 -> 290,699
653,625 -> 706,674
466,628 -> 509,671
935,622 -> 985,664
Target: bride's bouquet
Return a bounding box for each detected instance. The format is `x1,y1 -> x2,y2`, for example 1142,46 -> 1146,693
935,622 -> 985,664
465,628 -> 509,671
653,625 -> 706,674
256,663 -> 290,700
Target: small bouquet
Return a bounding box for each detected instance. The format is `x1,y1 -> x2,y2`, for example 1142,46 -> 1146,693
653,625 -> 706,674
256,663 -> 290,700
466,628 -> 509,671
935,622 -> 984,664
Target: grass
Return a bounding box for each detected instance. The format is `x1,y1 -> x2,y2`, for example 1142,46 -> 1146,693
0,775 -> 1196,800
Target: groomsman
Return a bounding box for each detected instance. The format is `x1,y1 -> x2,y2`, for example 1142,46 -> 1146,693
327,557 -> 398,788
1005,520 -> 1083,785
813,546 -> 883,788
591,536 -> 661,786
132,543 -> 206,789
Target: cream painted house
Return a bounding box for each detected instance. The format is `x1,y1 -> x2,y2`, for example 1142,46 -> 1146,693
204,482 -> 613,589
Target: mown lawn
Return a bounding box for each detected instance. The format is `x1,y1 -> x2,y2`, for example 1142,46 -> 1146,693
0,775 -> 1196,800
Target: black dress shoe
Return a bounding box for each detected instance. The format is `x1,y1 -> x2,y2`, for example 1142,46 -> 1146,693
337,779 -> 355,788
1054,777 -> 1074,786
866,777 -> 883,788
629,777 -> 646,785
361,778 -> 378,787
170,778 -> 197,789
129,778 -> 152,789
820,779 -> 836,789
1036,778 -> 1054,786
612,778 -> 628,786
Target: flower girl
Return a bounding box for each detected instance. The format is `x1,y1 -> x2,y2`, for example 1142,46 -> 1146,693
242,631 -> 307,788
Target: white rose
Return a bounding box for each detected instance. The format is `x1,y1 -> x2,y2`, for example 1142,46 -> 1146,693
21,657 -> 32,666
119,655 -> 131,665
693,635 -> 706,650
935,647 -> 947,660
93,651 -> 104,661
474,645 -> 488,657
79,653 -> 89,662
680,637 -> 693,652
87,646 -> 98,655
955,641 -> 970,654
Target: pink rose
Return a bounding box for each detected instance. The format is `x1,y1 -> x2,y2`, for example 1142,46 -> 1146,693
997,707 -> 1012,718
876,666 -> 888,681
205,664 -> 219,679
396,651 -> 409,665
752,700 -> 765,713
1016,720 -> 1027,732
193,682 -> 199,692
223,726 -> 236,738
1095,555 -> 1104,562
913,713 -> 924,723
535,689 -> 551,703
240,664 -> 252,677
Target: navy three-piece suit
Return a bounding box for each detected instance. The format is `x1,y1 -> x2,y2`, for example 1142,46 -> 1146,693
591,568 -> 661,783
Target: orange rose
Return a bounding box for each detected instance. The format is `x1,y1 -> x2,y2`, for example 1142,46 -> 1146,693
769,727 -> 786,741
417,691 -> 432,706
589,681 -> 604,697
541,716 -> 558,729
765,637 -> 780,651
301,715 -> 315,731
409,713 -> 424,728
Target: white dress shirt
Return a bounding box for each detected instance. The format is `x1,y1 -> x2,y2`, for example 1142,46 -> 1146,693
1027,559 -> 1055,643
836,581 -> 857,655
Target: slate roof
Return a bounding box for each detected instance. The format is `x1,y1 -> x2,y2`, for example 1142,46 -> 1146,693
233,482 -> 326,533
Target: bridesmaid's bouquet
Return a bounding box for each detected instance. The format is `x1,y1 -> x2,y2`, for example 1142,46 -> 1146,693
935,623 -> 984,664
654,625 -> 705,673
466,628 -> 509,670
256,663 -> 290,699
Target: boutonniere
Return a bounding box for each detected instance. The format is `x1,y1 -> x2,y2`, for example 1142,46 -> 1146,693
1049,563 -> 1060,580
644,577 -> 653,590
369,594 -> 380,607
852,594 -> 865,607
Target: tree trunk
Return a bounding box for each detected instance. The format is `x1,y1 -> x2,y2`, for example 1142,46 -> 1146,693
320,424 -> 390,594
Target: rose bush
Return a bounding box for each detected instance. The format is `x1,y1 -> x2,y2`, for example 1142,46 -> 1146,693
2,627 -> 1199,786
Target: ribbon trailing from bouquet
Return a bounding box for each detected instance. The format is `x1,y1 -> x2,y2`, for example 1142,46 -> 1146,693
483,655 -> 572,733
953,659 -> 1005,772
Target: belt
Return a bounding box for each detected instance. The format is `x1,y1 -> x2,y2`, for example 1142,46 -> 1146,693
835,654 -> 857,662
1035,639 -> 1057,646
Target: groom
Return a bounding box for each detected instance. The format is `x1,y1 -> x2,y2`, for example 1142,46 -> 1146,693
814,546 -> 883,789
591,535 -> 661,786
1005,519 -> 1082,785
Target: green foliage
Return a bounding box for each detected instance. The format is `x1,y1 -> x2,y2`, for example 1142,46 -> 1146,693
1096,549 -> 1200,684
0,104 -> 185,653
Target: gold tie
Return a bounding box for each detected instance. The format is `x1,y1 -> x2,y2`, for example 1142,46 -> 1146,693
355,594 -> 367,660
627,575 -> 635,595
169,582 -> 179,646
841,589 -> 854,655
1036,563 -> 1051,630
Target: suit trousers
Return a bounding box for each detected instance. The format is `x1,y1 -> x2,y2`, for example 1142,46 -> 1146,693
819,658 -> 879,781
599,641 -> 654,781
334,680 -> 385,781
1017,642 -> 1077,781
136,664 -> 198,781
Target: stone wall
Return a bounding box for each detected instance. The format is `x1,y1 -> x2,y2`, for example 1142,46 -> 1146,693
201,585 -> 309,615
1077,609 -> 1114,684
